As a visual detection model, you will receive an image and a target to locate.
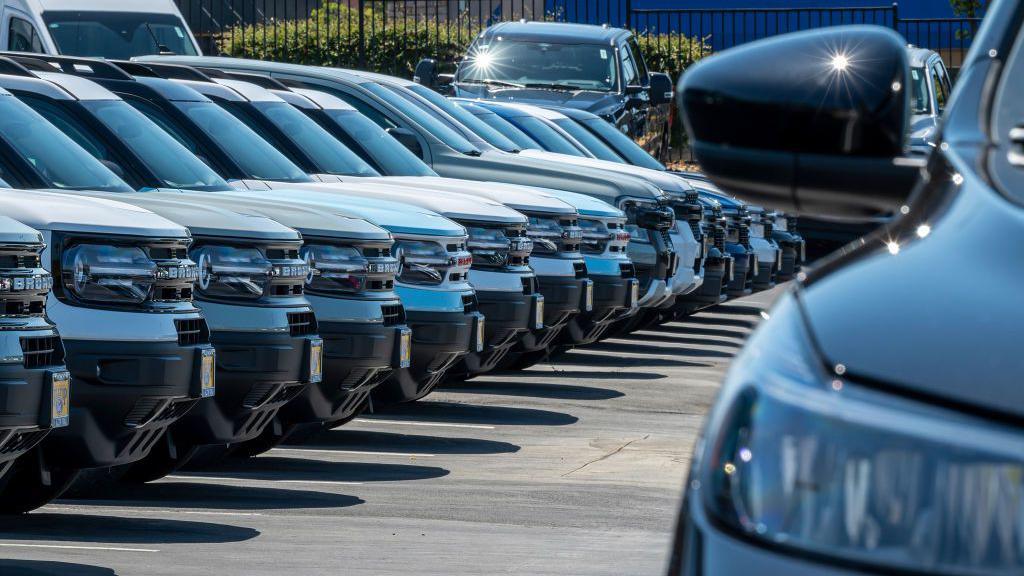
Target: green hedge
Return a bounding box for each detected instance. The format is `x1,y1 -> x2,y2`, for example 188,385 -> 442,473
216,3 -> 707,81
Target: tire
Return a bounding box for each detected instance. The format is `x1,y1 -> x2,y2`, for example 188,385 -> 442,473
0,452 -> 79,514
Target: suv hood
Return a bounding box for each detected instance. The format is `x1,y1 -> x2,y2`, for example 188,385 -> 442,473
305,178 -> 526,224
0,189 -> 187,238
800,167 -> 1024,418
0,215 -> 43,245
67,189 -> 301,242
542,190 -> 625,219
442,150 -> 665,205
453,84 -> 624,116
228,182 -> 465,237
518,149 -> 692,195
359,176 -> 576,216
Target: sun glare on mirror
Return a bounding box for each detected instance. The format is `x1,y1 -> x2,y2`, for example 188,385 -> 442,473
830,54 -> 850,72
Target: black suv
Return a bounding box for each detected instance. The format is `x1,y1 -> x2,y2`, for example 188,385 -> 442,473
415,21 -> 674,160
669,4 -> 1023,575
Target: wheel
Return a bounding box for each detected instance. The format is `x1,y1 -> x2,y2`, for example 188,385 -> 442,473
0,451 -> 79,514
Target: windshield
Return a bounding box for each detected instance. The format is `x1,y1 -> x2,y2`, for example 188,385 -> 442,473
910,67 -> 931,114
254,101 -> 379,177
42,11 -> 198,58
83,100 -> 228,190
363,82 -> 480,155
0,95 -> 132,192
504,113 -> 586,156
319,109 -> 436,177
467,107 -> 541,150
405,84 -> 520,152
552,117 -> 624,162
458,40 -> 617,92
580,118 -> 666,171
174,101 -> 312,183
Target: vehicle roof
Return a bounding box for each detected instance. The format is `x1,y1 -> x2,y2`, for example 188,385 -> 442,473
0,215 -> 43,245
480,21 -> 630,45
478,100 -> 567,121
133,56 -> 376,87
907,46 -> 940,68
0,68 -> 116,101
286,87 -> 356,112
21,0 -> 184,14
213,78 -> 281,102
545,106 -> 602,122
132,76 -> 211,102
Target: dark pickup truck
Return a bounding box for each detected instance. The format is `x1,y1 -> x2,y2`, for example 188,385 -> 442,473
414,21 -> 674,161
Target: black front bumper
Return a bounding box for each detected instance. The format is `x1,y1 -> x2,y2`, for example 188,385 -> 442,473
167,329 -> 318,448
278,319 -> 404,428
41,338 -> 212,470
752,258 -> 777,291
676,253 -> 731,314
376,308 -> 480,403
517,274 -> 584,353
725,245 -> 754,298
559,272 -> 636,347
459,289 -> 538,376
0,357 -> 65,468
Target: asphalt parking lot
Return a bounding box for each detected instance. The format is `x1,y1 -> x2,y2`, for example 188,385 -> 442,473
0,287 -> 782,576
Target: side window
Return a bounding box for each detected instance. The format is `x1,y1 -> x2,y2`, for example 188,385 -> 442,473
627,38 -> 649,80
327,89 -> 396,129
930,63 -> 949,112
8,17 -> 43,53
619,45 -> 639,88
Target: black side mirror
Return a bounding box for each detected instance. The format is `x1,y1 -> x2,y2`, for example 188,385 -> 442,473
649,73 -> 673,105
413,58 -> 439,88
387,127 -> 424,158
678,26 -> 921,218
100,159 -> 126,179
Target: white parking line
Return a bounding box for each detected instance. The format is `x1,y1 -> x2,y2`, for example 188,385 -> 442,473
44,505 -> 263,517
353,418 -> 495,430
164,475 -> 363,486
0,542 -> 158,553
272,447 -> 435,458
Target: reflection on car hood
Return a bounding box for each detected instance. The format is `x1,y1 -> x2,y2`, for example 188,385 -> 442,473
453,84 -> 623,114
0,189 -> 187,238
66,189 -> 301,241
306,178 -> 528,224
537,190 -> 623,218
232,182 -> 465,237
518,150 -> 692,195
363,176 -> 576,216
801,165 -> 1024,418
0,214 -> 43,245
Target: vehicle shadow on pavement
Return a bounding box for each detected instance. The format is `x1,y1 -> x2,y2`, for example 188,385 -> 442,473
371,401 -> 579,426
513,369 -> 667,380
562,350 -> 717,368
63,482 -> 365,511
0,513 -> 259,544
620,332 -> 745,350
302,430 -> 521,455
199,456 -> 450,483
440,380 -> 625,401
679,315 -> 759,329
708,305 -> 766,316
587,340 -> 735,358
656,325 -> 751,339
0,560 -> 118,576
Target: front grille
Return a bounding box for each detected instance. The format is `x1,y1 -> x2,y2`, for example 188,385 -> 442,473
267,247 -> 300,260
462,294 -> 478,314
713,224 -> 726,251
521,276 -> 537,295
20,335 -> 64,369
381,303 -> 406,326
174,318 -> 210,346
0,253 -> 41,268
1,242 -> 49,318
738,226 -> 751,247
573,261 -> 588,279
287,311 -> 318,336
362,246 -> 392,258
620,262 -> 636,279
688,219 -> 702,241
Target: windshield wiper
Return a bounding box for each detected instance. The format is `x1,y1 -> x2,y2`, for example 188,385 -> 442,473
459,79 -> 525,89
143,22 -> 175,55
524,83 -> 587,91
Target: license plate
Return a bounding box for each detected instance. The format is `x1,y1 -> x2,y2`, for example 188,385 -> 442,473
628,279 -> 639,308
752,257 -> 759,276
776,249 -> 783,269
475,315 -> 485,353
50,371 -> 70,428
800,241 -> 807,263
533,295 -> 545,329
584,281 -> 594,312
308,338 -> 323,384
398,328 -> 412,368
727,259 -> 735,282
200,348 -> 216,398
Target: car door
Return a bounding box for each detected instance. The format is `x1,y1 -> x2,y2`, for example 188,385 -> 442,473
617,42 -> 648,149
627,36 -> 667,157
2,6 -> 43,53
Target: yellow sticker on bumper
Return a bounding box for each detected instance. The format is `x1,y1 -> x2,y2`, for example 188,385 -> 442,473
50,371 -> 70,428
309,338 -> 323,384
200,348 -> 216,398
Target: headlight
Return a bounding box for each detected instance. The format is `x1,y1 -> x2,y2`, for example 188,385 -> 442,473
64,244 -> 155,304
301,244 -> 365,294
395,240 -> 455,285
526,215 -> 581,255
192,245 -> 272,300
702,295 -> 1024,575
465,226 -> 511,268
578,218 -> 630,255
